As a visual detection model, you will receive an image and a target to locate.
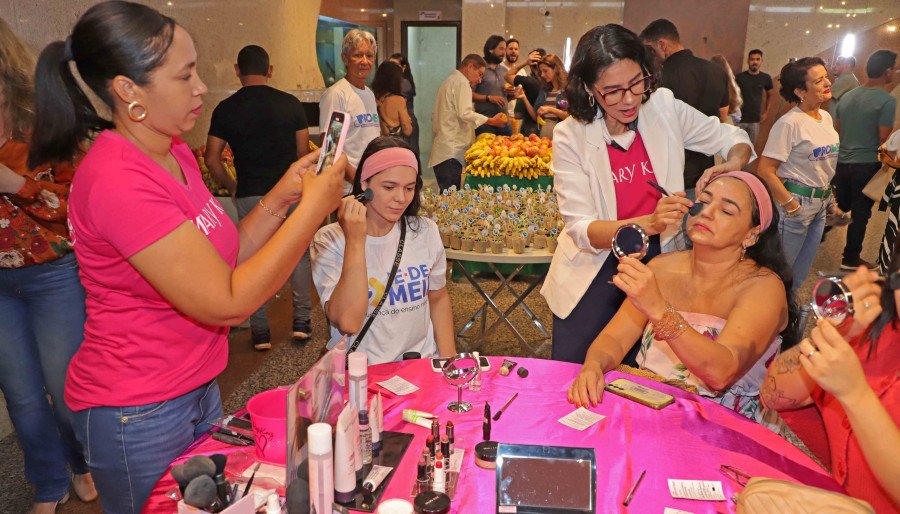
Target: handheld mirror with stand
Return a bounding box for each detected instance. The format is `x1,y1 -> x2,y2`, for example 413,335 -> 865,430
442,353 -> 480,413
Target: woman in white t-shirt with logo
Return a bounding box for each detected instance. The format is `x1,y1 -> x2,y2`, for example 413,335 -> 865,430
756,57 -> 841,289
311,137 -> 457,364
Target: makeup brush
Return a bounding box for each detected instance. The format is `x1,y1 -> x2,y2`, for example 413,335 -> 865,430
646,180 -> 704,216
343,188 -> 374,204
209,454 -> 231,506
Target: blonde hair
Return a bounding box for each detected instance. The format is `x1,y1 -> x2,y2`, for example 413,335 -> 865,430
711,54 -> 742,115
540,54 -> 568,92
0,17 -> 35,141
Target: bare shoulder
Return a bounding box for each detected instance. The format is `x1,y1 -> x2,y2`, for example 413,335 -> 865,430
647,251 -> 690,272
735,264 -> 786,302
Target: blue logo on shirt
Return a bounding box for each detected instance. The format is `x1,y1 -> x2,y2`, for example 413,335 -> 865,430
808,144 -> 839,161
355,113 -> 381,128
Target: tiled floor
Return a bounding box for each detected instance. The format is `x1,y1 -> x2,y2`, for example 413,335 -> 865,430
0,210 -> 888,513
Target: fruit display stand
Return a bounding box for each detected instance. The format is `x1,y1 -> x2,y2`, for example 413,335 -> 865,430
454,133 -> 556,277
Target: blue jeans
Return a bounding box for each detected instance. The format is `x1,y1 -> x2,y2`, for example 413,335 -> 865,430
234,196 -> 312,334
73,380 -> 223,514
777,192 -> 827,290
0,252 -> 88,502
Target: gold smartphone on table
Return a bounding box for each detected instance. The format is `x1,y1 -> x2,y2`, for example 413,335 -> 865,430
605,378 -> 675,409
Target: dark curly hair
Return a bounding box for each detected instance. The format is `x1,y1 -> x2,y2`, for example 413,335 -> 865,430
351,136 -> 423,231
696,176 -> 800,350
565,24 -> 659,123
778,57 -> 826,103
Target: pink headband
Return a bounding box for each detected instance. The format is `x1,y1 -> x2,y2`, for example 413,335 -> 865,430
359,147 -> 419,183
709,171 -> 773,231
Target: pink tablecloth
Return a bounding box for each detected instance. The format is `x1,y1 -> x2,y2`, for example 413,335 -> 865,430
146,356 -> 838,513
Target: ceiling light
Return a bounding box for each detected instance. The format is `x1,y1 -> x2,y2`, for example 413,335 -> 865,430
840,33 -> 856,57
805,29 -> 811,34
828,23 -> 833,28
888,25 -> 898,32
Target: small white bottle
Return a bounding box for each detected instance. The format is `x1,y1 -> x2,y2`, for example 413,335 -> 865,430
469,351 -> 482,391
307,423 -> 334,514
348,353 -> 368,414
265,493 -> 281,514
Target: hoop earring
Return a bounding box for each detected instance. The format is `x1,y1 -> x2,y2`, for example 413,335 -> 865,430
588,94 -> 596,107
127,101 -> 147,122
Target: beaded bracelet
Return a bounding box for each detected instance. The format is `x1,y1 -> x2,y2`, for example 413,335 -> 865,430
258,199 -> 287,220
652,303 -> 689,341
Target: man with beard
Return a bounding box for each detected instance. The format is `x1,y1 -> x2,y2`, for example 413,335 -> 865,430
735,49 -> 774,147
502,38 -> 527,129
473,35 -> 511,136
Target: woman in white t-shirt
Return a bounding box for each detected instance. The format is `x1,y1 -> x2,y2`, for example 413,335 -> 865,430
757,57 -> 841,289
311,137 -> 457,363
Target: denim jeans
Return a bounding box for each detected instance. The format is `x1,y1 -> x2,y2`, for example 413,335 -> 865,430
777,193 -> 827,290
234,196 -> 312,334
832,162 -> 881,262
433,158 -> 464,193
73,380 -> 222,514
0,252 -> 89,502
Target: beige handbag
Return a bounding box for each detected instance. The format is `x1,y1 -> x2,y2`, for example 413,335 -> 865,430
735,477 -> 874,514
863,164 -> 894,202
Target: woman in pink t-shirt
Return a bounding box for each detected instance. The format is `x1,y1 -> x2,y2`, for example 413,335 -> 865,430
27,3 -> 344,513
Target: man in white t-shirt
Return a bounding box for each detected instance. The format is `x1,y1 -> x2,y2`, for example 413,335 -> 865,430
319,29 -> 381,186
502,38 -> 528,124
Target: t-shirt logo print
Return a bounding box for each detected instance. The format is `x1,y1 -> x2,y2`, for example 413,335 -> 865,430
355,112 -> 380,128
368,277 -> 386,308
809,143 -> 839,162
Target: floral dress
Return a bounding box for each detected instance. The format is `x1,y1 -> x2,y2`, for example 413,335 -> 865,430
638,311 -> 786,434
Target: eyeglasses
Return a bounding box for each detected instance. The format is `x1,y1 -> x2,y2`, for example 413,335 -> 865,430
720,465 -> 752,486
595,75 -> 653,105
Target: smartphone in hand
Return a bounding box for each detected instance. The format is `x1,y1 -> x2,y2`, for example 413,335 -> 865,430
317,111 -> 350,174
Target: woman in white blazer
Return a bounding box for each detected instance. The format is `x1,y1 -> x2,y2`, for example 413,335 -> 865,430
542,24 -> 755,363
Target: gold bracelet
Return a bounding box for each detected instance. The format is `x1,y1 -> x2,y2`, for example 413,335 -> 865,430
652,303 -> 689,341
258,199 -> 287,220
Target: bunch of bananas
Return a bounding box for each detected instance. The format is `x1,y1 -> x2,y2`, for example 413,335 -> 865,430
464,133 -> 552,180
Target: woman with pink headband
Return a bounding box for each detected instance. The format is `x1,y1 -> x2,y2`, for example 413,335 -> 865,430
569,172 -> 797,433
311,137 -> 457,363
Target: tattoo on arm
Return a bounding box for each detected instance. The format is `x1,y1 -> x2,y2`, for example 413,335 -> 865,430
760,375 -> 802,409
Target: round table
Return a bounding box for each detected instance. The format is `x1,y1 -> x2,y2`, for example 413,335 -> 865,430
146,357 -> 838,513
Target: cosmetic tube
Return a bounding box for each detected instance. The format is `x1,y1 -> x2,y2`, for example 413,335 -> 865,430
359,411 -> 373,466
362,464 -> 393,494
430,419 -> 440,441
470,351 -> 482,391
352,407 -> 363,480
446,422 -> 454,455
369,394 -> 382,454
402,409 -> 435,428
440,436 -> 449,467
307,423 -> 334,514
334,404 -> 358,503
348,353 -> 368,414
432,459 -> 445,494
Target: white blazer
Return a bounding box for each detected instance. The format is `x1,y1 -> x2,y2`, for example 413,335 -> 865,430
540,88 -> 756,319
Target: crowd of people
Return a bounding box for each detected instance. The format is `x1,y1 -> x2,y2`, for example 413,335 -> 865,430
0,1 -> 898,513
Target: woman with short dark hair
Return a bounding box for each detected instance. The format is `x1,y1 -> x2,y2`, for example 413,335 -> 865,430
542,24 -> 754,364
755,57 -> 839,290
388,53 -> 419,157
27,2 -> 344,511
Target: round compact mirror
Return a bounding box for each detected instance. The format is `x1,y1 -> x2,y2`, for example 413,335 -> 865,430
810,277 -> 854,327
442,353 -> 479,413
611,223 -> 649,260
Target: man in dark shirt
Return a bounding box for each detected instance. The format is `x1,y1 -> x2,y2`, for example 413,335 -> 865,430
735,49 -> 774,148
205,45 -> 312,350
474,35 -> 512,136
640,19 -> 730,194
